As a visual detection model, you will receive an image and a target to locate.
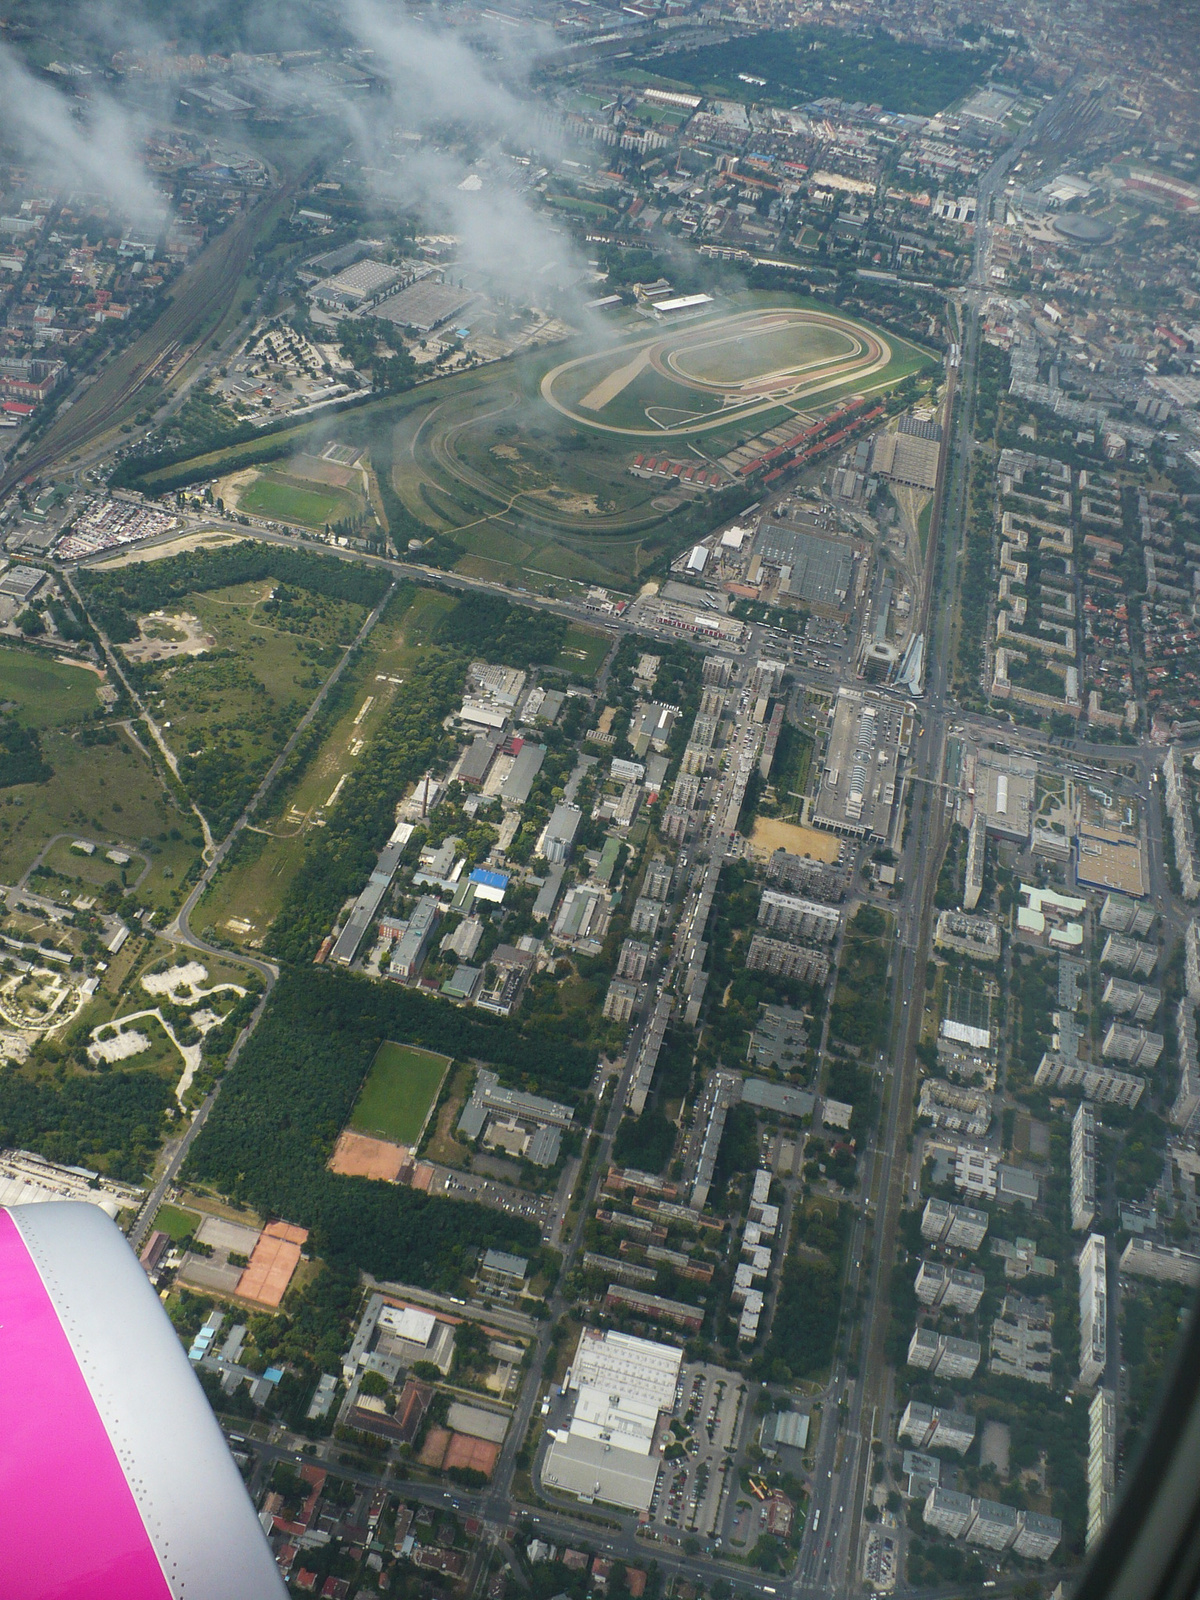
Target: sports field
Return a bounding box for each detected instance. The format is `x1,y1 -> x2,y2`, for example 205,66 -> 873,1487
349,1041 -> 452,1147
237,472 -> 359,528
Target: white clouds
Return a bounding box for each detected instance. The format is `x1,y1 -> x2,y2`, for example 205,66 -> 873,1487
0,45 -> 164,224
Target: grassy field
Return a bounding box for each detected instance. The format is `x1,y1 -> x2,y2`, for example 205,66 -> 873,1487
135,577 -> 370,833
555,623 -> 612,679
0,726 -> 200,904
153,1202 -> 201,1241
42,837 -> 141,888
670,319 -> 856,385
94,1012 -> 185,1079
237,471 -> 362,528
193,586 -> 455,949
350,1041 -> 452,1146
0,646 -> 105,727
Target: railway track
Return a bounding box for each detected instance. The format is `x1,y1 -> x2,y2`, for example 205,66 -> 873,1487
0,185 -> 291,497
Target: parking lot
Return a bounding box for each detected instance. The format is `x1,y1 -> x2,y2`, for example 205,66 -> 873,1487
650,1362 -> 745,1539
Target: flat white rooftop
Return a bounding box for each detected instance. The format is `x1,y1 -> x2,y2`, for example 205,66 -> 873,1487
542,1434 -> 662,1512
568,1327 -> 682,1413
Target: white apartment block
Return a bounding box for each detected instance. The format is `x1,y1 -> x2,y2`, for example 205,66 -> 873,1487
1071,1102 -> 1098,1232
757,889 -> 841,943
1087,1388 -> 1116,1551
1035,1053 -> 1146,1107
1165,746 -> 1200,900
907,1327 -> 982,1379
920,1197 -> 990,1249
1187,918 -> 1200,1003
898,1401 -> 976,1455
1173,998 -> 1200,1131
914,1260 -> 986,1313
1079,1234 -> 1108,1387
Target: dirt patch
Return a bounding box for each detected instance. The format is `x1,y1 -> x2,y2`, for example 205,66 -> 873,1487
329,1128 -> 409,1181
749,818 -> 842,862
123,611 -> 216,663
980,1419 -> 1011,1477
419,1426 -> 453,1468
533,488 -> 604,516
289,452 -> 357,489
92,530 -> 245,569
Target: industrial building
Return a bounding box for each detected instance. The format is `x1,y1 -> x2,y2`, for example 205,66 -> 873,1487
330,823 -> 414,965
541,1329 -> 682,1512
373,278 -> 478,333
500,743 -> 547,805
871,416 -> 943,491
751,520 -> 857,617
311,257 -> 404,309
539,804 -> 582,865
812,688 -> 904,842
389,896 -> 441,980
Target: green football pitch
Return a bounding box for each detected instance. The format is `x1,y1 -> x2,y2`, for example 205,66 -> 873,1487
349,1041 -> 452,1146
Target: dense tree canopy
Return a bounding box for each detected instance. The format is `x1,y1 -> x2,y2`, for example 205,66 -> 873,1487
186,969 -> 545,1286
646,28 -> 993,118
0,1070 -> 171,1180
76,540 -> 390,643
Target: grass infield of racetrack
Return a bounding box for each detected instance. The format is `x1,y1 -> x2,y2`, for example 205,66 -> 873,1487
349,1041 -> 452,1147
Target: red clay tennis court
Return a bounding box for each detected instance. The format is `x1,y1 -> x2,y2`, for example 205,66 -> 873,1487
443,1434 -> 499,1478
418,1428 -> 499,1478
236,1221 -> 309,1307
